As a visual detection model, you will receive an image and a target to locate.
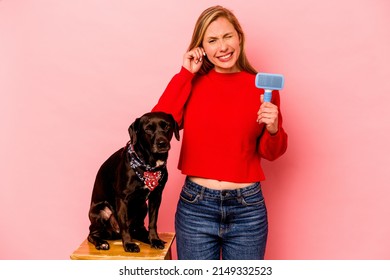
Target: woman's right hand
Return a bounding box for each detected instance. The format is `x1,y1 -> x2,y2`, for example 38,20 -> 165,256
183,47 -> 206,74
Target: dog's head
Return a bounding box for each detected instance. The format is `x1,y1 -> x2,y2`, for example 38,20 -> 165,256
128,112 -> 180,161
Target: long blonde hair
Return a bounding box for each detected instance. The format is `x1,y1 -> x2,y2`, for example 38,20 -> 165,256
188,5 -> 257,75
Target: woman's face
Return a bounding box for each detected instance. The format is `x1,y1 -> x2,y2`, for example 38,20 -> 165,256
202,17 -> 241,73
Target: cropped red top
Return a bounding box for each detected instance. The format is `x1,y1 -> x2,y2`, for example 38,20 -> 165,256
152,67 -> 288,182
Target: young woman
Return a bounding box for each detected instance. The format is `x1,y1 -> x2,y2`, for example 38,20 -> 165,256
152,5 -> 288,260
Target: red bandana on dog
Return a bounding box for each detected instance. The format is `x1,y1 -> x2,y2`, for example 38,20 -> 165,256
143,171 -> 162,191
127,142 -> 165,193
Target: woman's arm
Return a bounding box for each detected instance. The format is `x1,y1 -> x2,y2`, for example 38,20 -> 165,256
151,67 -> 194,128
152,47 -> 205,127
257,90 -> 288,160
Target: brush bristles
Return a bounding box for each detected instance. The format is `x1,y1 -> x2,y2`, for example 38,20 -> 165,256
255,73 -> 285,90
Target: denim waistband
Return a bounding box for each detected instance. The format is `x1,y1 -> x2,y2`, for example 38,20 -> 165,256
184,177 -> 261,199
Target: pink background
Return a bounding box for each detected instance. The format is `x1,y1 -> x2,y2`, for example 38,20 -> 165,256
1,0 -> 389,259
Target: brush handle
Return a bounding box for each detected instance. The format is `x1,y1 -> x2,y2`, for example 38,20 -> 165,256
264,89 -> 272,102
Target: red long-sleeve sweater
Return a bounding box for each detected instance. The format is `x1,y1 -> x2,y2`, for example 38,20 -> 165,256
152,67 -> 288,182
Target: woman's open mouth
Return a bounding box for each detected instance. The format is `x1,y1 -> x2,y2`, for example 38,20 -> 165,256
217,52 -> 233,62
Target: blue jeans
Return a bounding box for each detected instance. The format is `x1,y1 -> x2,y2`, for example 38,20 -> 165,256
175,178 -> 268,260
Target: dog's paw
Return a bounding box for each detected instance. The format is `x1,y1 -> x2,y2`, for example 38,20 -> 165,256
151,239 -> 166,250
95,242 -> 110,250
124,242 -> 140,253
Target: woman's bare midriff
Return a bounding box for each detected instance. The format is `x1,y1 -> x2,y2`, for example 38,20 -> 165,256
188,176 -> 256,190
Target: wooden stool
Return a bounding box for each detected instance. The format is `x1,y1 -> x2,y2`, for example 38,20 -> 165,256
70,232 -> 175,260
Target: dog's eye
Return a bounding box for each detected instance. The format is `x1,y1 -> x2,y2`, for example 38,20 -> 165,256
159,121 -> 170,131
144,124 -> 154,133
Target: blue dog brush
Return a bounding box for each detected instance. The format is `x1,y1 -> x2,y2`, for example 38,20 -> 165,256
255,73 -> 285,102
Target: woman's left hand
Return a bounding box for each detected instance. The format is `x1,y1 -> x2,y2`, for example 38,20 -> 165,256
257,94 -> 279,135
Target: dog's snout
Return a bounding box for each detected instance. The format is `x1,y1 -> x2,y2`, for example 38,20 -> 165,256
157,139 -> 169,149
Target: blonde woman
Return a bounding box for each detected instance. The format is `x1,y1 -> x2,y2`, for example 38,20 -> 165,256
152,5 -> 288,260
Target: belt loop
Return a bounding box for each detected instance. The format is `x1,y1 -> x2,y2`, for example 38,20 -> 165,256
236,188 -> 242,203
199,186 -> 205,200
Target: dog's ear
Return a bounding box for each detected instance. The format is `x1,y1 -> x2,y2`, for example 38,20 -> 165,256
128,117 -> 140,145
169,114 -> 180,141
174,121 -> 180,141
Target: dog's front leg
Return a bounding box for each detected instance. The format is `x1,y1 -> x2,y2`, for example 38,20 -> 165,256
116,199 -> 140,252
148,190 -> 166,249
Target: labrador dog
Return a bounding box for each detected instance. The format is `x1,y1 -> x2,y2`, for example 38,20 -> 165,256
87,112 -> 179,252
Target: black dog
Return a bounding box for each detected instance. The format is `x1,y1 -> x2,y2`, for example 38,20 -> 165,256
87,112 -> 179,252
